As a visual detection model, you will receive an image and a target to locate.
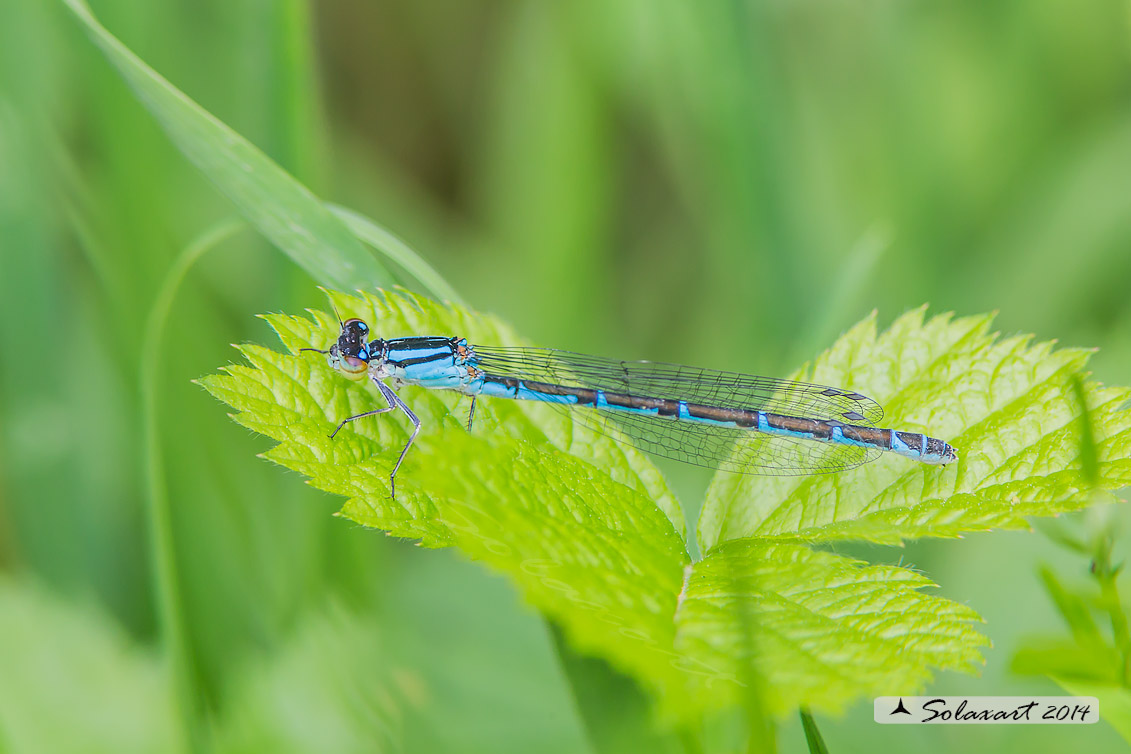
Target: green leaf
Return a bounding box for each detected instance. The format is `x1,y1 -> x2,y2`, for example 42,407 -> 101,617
1011,549 -> 1131,740
1055,678 -> 1131,744
699,307 -> 1131,551
674,540 -> 986,717
1011,639 -> 1122,685
201,292 -> 1129,721
1036,566 -> 1107,648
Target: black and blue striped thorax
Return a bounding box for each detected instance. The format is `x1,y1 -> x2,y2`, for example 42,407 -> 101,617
369,335 -> 479,391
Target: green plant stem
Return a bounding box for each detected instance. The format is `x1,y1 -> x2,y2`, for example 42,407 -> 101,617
1092,536 -> 1131,686
141,219 -> 246,753
546,621 -> 691,754
1099,574 -> 1131,686
715,550 -> 777,754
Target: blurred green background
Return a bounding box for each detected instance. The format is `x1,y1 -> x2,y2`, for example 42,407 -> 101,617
1,0 -> 1130,751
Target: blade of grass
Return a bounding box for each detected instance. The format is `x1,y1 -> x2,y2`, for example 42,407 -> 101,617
267,0 -> 323,186
327,203 -> 464,306
142,218 -> 247,753
799,709 -> 828,754
63,0 -> 392,293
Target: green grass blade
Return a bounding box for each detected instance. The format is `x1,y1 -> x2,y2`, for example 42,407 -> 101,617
799,709 -> 828,754
62,0 -> 394,292
142,219 -> 246,752
327,203 -> 464,306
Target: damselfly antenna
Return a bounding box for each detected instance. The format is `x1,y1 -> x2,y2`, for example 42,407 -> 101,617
300,300 -> 347,355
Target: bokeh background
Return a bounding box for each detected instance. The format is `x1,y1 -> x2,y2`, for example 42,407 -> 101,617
1,0 -> 1130,751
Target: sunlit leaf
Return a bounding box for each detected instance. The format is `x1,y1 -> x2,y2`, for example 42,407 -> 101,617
1056,678 -> 1131,744
202,291 -> 1130,720
700,308 -> 1131,551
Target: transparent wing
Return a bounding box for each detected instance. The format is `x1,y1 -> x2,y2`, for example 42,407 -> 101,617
594,408 -> 882,475
471,346 -> 884,475
473,347 -> 883,423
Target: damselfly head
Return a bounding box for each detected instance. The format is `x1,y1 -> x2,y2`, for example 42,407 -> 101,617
338,318 -> 370,351
326,317 -> 372,380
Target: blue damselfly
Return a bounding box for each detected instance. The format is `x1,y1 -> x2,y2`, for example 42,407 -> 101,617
303,318 -> 957,498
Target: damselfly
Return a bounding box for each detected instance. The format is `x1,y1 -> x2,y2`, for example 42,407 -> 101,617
303,318 -> 957,498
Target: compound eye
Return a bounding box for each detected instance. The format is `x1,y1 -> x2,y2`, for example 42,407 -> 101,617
328,351 -> 369,381
340,355 -> 369,376
342,318 -> 369,336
